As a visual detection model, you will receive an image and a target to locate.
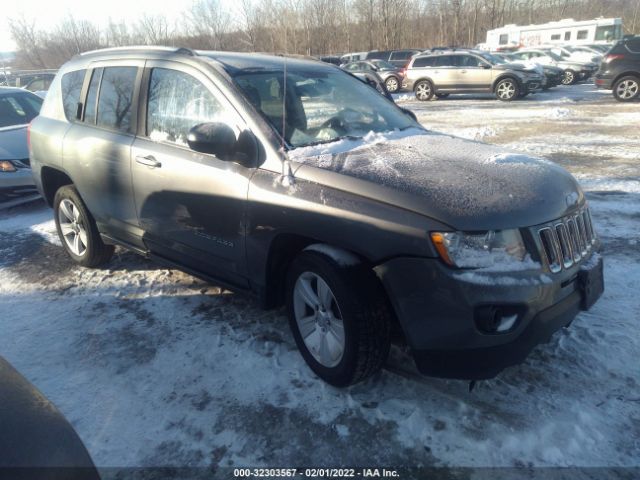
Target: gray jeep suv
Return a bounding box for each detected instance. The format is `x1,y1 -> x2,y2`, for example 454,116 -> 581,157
404,50 -> 544,101
30,47 -> 603,386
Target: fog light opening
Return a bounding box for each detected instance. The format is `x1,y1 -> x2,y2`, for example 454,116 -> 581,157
475,305 -> 523,334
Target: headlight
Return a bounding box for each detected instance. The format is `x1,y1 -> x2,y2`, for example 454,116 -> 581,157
0,160 -> 17,172
430,230 -> 527,269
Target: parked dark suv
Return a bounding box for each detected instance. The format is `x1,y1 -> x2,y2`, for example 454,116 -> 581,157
31,47 -> 603,386
595,36 -> 640,101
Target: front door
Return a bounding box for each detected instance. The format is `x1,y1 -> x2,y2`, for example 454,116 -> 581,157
131,61 -> 253,287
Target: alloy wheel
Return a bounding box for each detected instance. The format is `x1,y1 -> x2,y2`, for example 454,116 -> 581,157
562,71 -> 575,85
57,198 -> 88,256
386,77 -> 399,92
293,271 -> 345,368
616,79 -> 639,100
415,82 -> 431,100
497,81 -> 516,100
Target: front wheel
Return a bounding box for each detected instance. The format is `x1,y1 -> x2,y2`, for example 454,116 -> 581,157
286,250 -> 391,387
495,78 -> 519,101
385,76 -> 400,93
414,80 -> 434,101
613,76 -> 640,102
562,70 -> 576,85
54,185 -> 114,267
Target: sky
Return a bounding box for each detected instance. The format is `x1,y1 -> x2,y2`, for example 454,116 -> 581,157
0,0 -> 232,52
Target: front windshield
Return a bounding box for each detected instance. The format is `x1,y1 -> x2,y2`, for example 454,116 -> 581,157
233,68 -> 417,149
371,60 -> 396,70
0,92 -> 42,128
540,50 -> 563,61
479,53 -> 504,64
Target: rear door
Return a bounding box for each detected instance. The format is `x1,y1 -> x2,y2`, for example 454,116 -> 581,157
62,61 -> 143,245
130,60 -> 253,287
432,55 -> 460,89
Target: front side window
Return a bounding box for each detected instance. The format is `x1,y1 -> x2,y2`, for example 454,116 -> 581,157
499,34 -> 509,45
147,68 -> 226,146
96,66 -> 137,132
61,69 -> 86,122
233,67 -> 416,149
0,92 -> 43,127
577,30 -> 589,40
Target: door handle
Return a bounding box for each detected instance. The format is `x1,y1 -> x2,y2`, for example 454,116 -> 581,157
135,155 -> 161,168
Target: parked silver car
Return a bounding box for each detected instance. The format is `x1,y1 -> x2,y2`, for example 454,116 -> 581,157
0,87 -> 42,196
404,50 -> 544,101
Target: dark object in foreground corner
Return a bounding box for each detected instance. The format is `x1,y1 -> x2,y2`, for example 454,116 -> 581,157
0,356 -> 100,480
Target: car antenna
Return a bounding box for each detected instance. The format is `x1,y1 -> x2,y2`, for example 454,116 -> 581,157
280,31 -> 295,188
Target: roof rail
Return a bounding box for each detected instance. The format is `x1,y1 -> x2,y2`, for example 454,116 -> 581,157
78,46 -> 196,57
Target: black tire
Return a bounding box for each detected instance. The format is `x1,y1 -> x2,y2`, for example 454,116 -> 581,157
286,250 -> 392,387
414,80 -> 434,101
435,93 -> 450,99
53,185 -> 114,267
384,76 -> 400,93
612,75 -> 640,102
562,70 -> 577,85
495,78 -> 520,101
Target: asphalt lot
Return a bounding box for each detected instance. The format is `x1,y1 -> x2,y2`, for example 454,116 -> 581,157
0,83 -> 638,475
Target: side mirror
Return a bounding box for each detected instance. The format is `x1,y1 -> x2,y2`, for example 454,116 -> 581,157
187,122 -> 258,168
187,122 -> 237,158
482,63 -> 492,69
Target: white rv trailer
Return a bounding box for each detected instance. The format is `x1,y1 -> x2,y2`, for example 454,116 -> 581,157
485,18 -> 623,51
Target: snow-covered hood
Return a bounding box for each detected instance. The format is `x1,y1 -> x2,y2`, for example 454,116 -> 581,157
289,130 -> 584,230
0,125 -> 29,161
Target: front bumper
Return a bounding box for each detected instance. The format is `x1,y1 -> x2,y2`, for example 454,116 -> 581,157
0,169 -> 36,192
375,252 -> 603,380
523,77 -> 543,93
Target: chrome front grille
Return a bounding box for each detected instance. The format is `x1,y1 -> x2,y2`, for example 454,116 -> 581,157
538,207 -> 596,273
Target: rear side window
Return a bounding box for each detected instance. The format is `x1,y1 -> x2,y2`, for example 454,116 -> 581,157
147,68 -> 226,146
84,68 -> 102,125
577,30 -> 588,40
435,55 -> 457,67
390,51 -> 413,60
626,38 -> 640,53
412,57 -> 435,68
96,67 -> 138,132
61,69 -> 86,122
551,34 -> 561,41
564,31 -> 571,41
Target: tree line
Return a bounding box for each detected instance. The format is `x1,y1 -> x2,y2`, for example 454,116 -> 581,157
8,0 -> 640,69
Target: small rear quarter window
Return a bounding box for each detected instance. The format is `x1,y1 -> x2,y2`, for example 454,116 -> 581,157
61,70 -> 86,122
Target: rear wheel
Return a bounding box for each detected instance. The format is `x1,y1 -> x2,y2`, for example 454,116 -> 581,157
613,76 -> 640,102
495,78 -> 519,101
562,70 -> 576,85
385,76 -> 400,93
286,250 -> 391,387
414,80 -> 434,101
54,185 -> 114,267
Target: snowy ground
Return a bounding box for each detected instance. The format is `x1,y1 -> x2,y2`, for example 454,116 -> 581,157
0,83 -> 639,476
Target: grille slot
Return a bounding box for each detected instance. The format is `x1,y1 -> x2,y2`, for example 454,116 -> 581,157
538,207 -> 596,273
